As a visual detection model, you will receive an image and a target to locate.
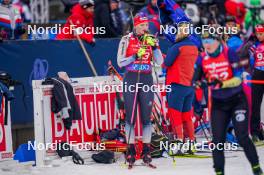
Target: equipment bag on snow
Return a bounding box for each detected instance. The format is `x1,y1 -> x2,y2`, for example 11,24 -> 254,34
150,133 -> 168,158
91,150 -> 115,164
56,142 -> 84,165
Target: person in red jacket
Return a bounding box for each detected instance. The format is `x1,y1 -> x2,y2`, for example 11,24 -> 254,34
56,0 -> 95,44
164,22 -> 199,155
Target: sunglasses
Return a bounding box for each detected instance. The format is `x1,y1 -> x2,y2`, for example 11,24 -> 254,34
82,4 -> 94,9
202,38 -> 216,44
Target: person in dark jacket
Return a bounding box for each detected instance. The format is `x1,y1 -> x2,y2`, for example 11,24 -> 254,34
139,0 -> 160,35
109,0 -> 125,35
50,76 -> 82,130
0,81 -> 14,125
123,0 -> 146,14
94,0 -> 122,38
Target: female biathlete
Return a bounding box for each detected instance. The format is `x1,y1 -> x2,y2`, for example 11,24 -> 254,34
194,28 -> 263,175
117,13 -> 163,167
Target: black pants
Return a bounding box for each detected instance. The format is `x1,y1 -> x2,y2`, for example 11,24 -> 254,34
123,72 -> 154,144
123,72 -> 154,125
251,69 -> 264,138
211,92 -> 259,172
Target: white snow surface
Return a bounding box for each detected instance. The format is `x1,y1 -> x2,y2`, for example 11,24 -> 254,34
0,147 -> 263,175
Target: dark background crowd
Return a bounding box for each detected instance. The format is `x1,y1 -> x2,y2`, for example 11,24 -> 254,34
0,0 -> 264,41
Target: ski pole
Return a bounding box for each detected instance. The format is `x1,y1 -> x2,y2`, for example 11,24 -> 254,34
207,78 -> 212,120
199,117 -> 212,141
199,120 -> 209,141
152,107 -> 176,163
152,58 -> 179,164
151,47 -> 170,129
200,117 -> 212,137
108,60 -> 125,130
69,20 -> 98,76
153,104 -> 170,138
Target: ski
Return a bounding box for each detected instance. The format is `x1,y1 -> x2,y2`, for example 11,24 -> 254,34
141,162 -> 157,169
107,61 -> 123,81
255,141 -> 264,147
171,153 -> 238,159
171,153 -> 212,159
124,162 -> 157,169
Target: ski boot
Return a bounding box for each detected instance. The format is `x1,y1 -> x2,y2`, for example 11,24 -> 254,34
141,143 -> 152,164
126,144 -> 136,168
141,143 -> 156,169
252,164 -> 264,175
186,140 -> 196,155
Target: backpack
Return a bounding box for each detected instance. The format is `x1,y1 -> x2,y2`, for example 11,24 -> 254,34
91,150 -> 115,164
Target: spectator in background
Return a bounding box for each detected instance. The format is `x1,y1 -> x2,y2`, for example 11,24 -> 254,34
123,0 -> 146,14
225,0 -> 246,28
139,0 -> 160,35
225,15 -> 243,51
110,0 -> 126,36
13,0 -> 31,22
0,0 -> 25,40
56,0 -> 95,45
60,0 -> 79,13
94,0 -> 123,38
214,0 -> 226,17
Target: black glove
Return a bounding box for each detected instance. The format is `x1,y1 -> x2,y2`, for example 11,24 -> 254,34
207,78 -> 223,88
72,151 -> 84,165
63,118 -> 72,130
194,79 -> 222,88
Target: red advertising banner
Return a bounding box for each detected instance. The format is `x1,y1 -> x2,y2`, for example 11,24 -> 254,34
45,89 -> 144,144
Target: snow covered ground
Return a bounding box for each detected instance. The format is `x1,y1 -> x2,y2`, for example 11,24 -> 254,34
0,99 -> 263,175
0,146 -> 263,175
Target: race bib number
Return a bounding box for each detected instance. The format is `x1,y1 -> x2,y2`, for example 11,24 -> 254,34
255,45 -> 264,67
